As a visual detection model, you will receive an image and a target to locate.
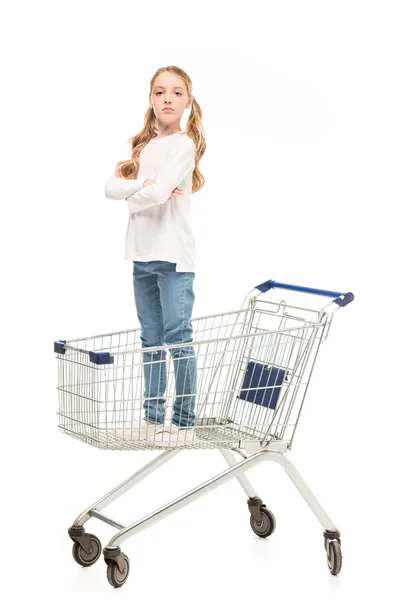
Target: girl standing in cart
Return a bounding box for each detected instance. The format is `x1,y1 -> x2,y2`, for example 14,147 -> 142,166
104,66 -> 206,447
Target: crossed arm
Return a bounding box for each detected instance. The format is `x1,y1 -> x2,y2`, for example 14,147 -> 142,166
104,140 -> 194,214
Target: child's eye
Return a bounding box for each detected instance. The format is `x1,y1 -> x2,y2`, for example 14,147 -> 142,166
155,92 -> 182,96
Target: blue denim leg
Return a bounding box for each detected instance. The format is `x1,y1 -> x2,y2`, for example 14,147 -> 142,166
133,262 -> 167,425
155,262 -> 197,428
133,261 -> 197,428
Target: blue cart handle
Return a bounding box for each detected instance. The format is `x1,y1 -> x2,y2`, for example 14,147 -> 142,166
255,280 -> 354,307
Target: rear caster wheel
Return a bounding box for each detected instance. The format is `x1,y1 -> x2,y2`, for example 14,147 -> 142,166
249,506 -> 276,538
326,539 -> 342,575
106,554 -> 130,588
72,534 -> 102,567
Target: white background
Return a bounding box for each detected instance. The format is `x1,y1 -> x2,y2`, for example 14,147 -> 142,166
2,0 -> 399,597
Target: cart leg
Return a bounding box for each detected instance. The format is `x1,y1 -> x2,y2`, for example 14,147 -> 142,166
219,448 -> 272,527
101,449 -> 341,583
106,448 -> 340,541
104,449 -> 275,550
270,451 -> 342,574
69,448 -> 181,573
219,448 -> 258,497
270,451 -> 339,533
70,448 -> 181,531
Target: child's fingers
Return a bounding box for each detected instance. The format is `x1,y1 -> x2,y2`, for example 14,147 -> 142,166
168,187 -> 184,200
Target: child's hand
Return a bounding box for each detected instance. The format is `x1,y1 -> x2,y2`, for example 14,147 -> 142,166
168,186 -> 183,200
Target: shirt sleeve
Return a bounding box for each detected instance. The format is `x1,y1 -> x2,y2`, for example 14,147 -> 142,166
125,140 -> 195,215
104,176 -> 148,200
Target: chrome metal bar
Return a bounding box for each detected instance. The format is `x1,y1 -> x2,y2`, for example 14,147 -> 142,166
274,452 -> 336,529
90,510 -> 125,530
73,448 -> 181,527
107,450 -> 268,546
107,449 -> 337,547
219,447 -> 258,498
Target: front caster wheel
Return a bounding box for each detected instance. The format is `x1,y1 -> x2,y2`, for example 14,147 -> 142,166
250,506 -> 276,538
72,534 -> 102,567
106,554 -> 130,588
326,539 -> 342,575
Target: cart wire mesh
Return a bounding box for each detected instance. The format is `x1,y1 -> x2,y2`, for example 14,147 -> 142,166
55,297 -> 329,451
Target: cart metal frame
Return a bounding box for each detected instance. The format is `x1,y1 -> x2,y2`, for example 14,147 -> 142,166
55,279 -> 354,587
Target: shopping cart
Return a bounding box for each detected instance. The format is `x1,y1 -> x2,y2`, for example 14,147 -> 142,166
54,278 -> 354,587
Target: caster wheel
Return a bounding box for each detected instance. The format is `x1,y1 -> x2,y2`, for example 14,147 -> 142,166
326,539 -> 342,575
72,534 -> 102,567
106,554 -> 130,588
250,506 -> 276,538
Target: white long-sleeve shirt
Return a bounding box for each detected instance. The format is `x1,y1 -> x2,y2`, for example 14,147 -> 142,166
104,132 -> 196,272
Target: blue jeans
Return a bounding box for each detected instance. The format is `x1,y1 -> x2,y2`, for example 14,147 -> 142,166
133,260 -> 197,427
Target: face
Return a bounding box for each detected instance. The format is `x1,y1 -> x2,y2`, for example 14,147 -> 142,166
150,72 -> 192,130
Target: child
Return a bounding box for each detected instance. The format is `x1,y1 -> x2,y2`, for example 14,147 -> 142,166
104,66 -> 206,447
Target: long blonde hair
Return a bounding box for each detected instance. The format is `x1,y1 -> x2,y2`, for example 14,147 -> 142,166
115,66 -> 206,194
